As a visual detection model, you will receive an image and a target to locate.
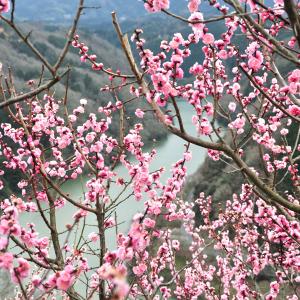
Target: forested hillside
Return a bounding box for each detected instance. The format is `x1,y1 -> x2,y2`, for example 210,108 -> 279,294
11,0 -> 212,25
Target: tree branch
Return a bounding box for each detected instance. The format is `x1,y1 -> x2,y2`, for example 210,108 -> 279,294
111,11 -> 300,214
284,0 -> 300,48
0,69 -> 69,109
53,0 -> 85,72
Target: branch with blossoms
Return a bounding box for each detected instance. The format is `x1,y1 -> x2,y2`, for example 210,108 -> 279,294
0,0 -> 300,299
108,12 -> 300,213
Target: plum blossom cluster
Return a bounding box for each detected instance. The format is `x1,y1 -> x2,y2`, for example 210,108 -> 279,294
0,0 -> 9,13
0,0 -> 300,298
129,0 -> 300,186
0,90 -> 299,298
0,95 -> 125,297
144,0 -> 170,13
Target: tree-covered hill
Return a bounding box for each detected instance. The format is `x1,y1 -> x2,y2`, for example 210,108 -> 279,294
12,0 -> 274,26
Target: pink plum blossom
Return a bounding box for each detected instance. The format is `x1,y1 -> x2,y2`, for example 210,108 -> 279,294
12,258 -> 30,283
202,33 -> 215,45
0,252 -> 13,270
0,0 -> 9,13
188,0 -> 201,13
135,108 -> 145,118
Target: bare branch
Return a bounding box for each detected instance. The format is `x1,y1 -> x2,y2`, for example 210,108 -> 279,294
284,0 -> 300,48
0,16 -> 56,75
0,69 -> 69,109
53,0 -> 85,72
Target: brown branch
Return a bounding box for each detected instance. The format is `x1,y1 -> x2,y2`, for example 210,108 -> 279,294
161,8 -> 235,24
0,69 -> 69,109
171,96 -> 185,133
53,0 -> 85,72
143,0 -> 256,25
43,179 -> 64,266
86,56 -> 135,79
284,0 -> 300,48
0,16 -> 55,75
10,236 -> 59,268
226,0 -> 300,66
31,181 -> 53,232
253,0 -> 290,25
270,61 -> 300,106
241,66 -> 300,123
41,172 -> 97,214
10,0 -> 15,23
